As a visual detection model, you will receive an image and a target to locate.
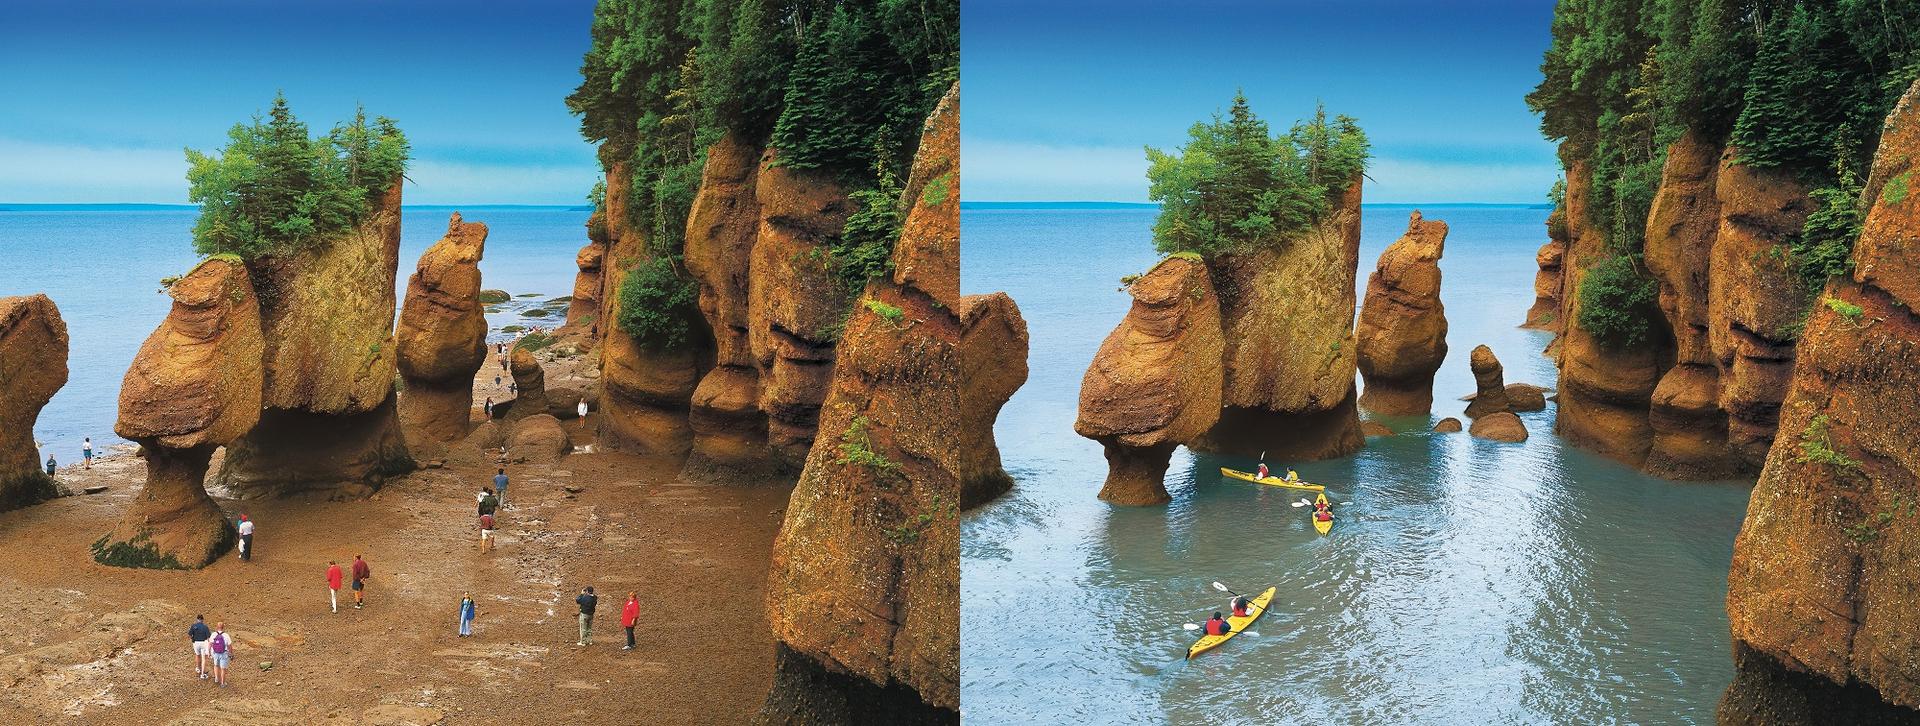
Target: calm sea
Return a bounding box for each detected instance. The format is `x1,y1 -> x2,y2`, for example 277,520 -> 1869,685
0,205 -> 589,462
960,203 -> 1755,723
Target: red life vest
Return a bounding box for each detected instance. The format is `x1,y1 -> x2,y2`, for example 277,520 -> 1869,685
1206,618 -> 1231,636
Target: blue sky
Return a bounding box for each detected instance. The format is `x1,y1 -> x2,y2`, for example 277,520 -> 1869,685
960,0 -> 1561,203
0,0 -> 599,204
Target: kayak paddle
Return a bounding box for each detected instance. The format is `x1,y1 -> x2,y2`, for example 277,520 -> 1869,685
1183,622 -> 1258,637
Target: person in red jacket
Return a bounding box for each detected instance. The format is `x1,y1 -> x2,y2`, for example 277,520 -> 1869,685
620,592 -> 640,651
1204,612 -> 1231,636
326,561 -> 344,613
351,555 -> 371,609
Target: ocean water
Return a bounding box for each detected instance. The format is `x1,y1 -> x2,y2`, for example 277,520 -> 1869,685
0,206 -> 589,462
960,204 -> 1756,723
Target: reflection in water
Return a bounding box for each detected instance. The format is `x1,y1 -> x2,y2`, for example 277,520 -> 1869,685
961,206 -> 1755,723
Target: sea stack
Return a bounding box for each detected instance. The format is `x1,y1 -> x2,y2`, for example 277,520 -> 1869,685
214,182 -> 412,498
505,346 -> 549,422
99,258 -> 263,568
761,82 -> 960,722
1722,78 -> 1920,721
0,294 -> 69,512
594,161 -> 705,457
396,213 -> 489,445
1075,256 -> 1224,506
1356,211 -> 1449,415
565,211 -> 606,337
682,134 -> 772,483
1463,345 -> 1513,418
959,292 -> 1029,509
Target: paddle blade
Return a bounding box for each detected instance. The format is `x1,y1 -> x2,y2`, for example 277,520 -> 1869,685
1290,501 -> 1307,507
1211,582 -> 1229,592
1242,631 -> 1259,637
1182,623 -> 1201,631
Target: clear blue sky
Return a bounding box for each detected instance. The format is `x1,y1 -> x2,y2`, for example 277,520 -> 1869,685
960,0 -> 1561,203
0,0 -> 600,204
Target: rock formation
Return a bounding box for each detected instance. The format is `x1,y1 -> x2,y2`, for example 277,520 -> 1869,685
1462,345 -> 1512,418
682,135 -> 772,483
593,162 -> 707,457
958,293 -> 1028,510
761,82 -> 959,722
1504,383 -> 1549,412
1190,179 -> 1366,460
565,211 -> 606,336
749,153 -> 853,468
508,414 -> 569,464
0,294 -> 68,512
1469,412 -> 1528,443
396,214 -> 489,444
1433,417 -> 1463,433
214,183 -> 412,498
99,259 -> 262,568
1075,257 -> 1224,506
1524,210 -> 1567,331
1356,211 -> 1449,415
1722,78 -> 1920,720
1361,420 -> 1394,437
504,347 -> 548,422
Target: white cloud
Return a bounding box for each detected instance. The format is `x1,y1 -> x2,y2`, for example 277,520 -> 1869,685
959,137 -> 1561,204
0,137 -> 189,203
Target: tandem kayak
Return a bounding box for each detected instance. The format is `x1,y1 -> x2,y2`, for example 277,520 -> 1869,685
1187,586 -> 1277,659
1219,467 -> 1324,492
1313,493 -> 1332,535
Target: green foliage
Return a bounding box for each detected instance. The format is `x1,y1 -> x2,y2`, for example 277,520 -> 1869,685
91,532 -> 192,570
614,255 -> 699,350
863,297 -> 905,324
1824,295 -> 1864,322
1791,161 -> 1865,293
1795,414 -> 1860,470
835,152 -> 905,290
185,95 -> 409,259
1145,93 -> 1369,257
1575,254 -> 1660,348
515,331 -> 558,352
835,415 -> 899,475
922,172 -> 951,207
1885,171 -> 1912,205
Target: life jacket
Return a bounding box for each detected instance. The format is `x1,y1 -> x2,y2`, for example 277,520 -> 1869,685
1232,605 -> 1249,617
1206,618 -> 1230,636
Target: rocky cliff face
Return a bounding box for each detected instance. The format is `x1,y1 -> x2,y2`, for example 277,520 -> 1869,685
215,182 -> 412,498
565,212 -> 606,337
1721,78 -> 1920,721
958,293 -> 1027,510
0,294 -> 68,512
396,214 -> 489,445
1643,133 -> 1740,479
749,154 -> 854,469
595,161 -> 708,457
682,134 -> 772,482
1525,209 -> 1567,332
1191,180 -> 1366,460
1356,211 -> 1449,415
101,258 -> 262,568
761,82 -> 959,722
1075,257 -> 1224,506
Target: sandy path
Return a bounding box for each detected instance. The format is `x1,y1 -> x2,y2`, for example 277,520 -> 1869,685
0,420 -> 791,725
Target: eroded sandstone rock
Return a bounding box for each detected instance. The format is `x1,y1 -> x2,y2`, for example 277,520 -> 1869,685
958,293 -> 1028,509
1356,211 -> 1448,415
508,414 -> 569,464
1724,79 -> 1920,716
103,258 -> 262,567
1433,417 -> 1463,433
396,214 -> 488,444
1463,345 -> 1512,418
682,134 -> 772,482
1469,412 -> 1528,443
762,81 -> 958,721
594,161 -> 704,457
0,294 -> 69,511
1075,257 -> 1224,506
564,213 -> 606,335
749,154 -> 851,466
505,347 -> 548,422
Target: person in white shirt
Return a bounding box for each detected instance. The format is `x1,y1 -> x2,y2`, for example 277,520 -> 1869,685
82,437 -> 94,469
237,515 -> 255,561
577,399 -> 588,419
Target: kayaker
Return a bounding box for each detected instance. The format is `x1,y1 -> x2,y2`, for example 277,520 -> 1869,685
1314,500 -> 1333,522
1230,596 -> 1250,618
1286,469 -> 1300,482
1204,612 -> 1231,636
1256,463 -> 1269,480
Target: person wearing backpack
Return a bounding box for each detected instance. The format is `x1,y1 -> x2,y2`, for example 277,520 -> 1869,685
575,586 -> 598,646
350,555 -> 371,609
207,623 -> 232,687
458,594 -> 477,637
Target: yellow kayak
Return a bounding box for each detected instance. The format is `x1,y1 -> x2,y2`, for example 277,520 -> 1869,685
1187,586 -> 1276,659
1313,493 -> 1332,535
1219,467 -> 1324,492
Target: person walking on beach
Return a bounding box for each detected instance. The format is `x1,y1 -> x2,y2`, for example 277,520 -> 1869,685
207,623 -> 232,687
576,586 -> 598,646
236,514 -> 254,561
493,468 -> 509,508
484,397 -> 493,417
351,555 -> 371,609
45,454 -> 56,477
458,594 -> 477,637
620,592 -> 639,651
479,510 -> 495,552
82,437 -> 93,469
477,487 -> 498,517
577,399 -> 588,419
326,561 -> 343,613
189,615 -> 212,679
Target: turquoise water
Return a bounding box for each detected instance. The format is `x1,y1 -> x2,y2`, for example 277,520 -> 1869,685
0,206 -> 588,461
960,204 -> 1756,723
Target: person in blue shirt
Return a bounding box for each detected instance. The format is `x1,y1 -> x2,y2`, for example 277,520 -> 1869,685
458,594 -> 477,637
188,615 -> 213,679
493,469 -> 509,508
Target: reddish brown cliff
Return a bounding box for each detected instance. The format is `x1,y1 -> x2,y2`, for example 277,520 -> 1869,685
595,161 -> 707,457
748,155 -> 853,468
1356,211 -> 1449,415
0,294 -> 68,512
959,293 -> 1028,510
564,211 -> 606,336
682,134 -> 772,482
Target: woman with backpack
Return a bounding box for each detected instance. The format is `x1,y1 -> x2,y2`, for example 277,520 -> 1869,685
208,623 -> 232,687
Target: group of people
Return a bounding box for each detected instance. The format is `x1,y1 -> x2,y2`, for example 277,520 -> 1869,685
39,436 -> 97,480
574,586 -> 644,650
1202,595 -> 1260,636
324,555 -> 374,613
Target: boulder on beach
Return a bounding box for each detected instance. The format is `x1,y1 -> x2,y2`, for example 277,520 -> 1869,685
1433,417 -> 1463,433
509,414 -> 570,464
